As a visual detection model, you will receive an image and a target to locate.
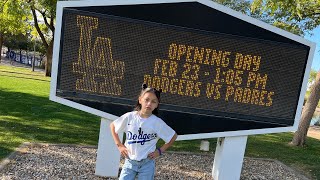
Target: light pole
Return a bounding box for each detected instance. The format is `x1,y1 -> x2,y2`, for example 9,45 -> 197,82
32,38 -> 36,72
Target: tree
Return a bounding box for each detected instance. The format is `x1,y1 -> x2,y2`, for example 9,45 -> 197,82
26,0 -> 57,76
251,0 -> 320,36
252,0 -> 320,146
1,0 -> 56,75
216,0 -> 320,146
213,0 -> 251,14
309,69 -> 317,84
4,33 -> 31,50
212,0 -> 277,28
0,0 -> 30,62
292,71 -> 320,146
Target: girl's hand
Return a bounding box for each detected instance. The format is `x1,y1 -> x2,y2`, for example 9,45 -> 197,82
148,149 -> 160,159
118,144 -> 129,158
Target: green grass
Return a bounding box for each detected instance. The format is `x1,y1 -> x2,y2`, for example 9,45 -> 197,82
0,65 -> 100,160
246,133 -> 320,179
1,64 -> 320,179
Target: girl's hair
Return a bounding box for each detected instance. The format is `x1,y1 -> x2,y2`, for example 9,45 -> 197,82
134,84 -> 162,115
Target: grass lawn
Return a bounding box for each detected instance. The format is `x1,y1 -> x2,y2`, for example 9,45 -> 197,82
1,64 -> 320,179
246,133 -> 320,179
0,65 -> 100,160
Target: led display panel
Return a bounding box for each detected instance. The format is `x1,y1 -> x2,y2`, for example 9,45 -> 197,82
55,7 -> 311,135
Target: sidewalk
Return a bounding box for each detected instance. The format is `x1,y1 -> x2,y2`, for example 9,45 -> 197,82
307,126 -> 320,140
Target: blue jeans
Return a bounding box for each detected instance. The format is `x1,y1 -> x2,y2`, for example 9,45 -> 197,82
119,158 -> 155,180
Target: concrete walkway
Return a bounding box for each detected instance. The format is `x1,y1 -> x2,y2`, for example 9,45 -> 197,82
307,126 -> 320,140
308,108 -> 320,140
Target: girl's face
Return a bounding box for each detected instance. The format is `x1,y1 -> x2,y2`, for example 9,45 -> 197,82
139,92 -> 159,116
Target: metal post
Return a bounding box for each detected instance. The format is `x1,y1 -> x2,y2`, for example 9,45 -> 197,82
212,136 -> 248,180
32,41 -> 36,72
95,118 -> 123,177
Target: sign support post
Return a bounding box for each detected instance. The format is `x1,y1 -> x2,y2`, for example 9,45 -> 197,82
95,118 -> 122,177
212,136 -> 248,180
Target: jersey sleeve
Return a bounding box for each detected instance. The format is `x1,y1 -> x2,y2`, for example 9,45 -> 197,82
113,112 -> 130,133
156,118 -> 176,143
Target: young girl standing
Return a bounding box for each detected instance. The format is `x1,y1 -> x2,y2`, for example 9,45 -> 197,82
110,84 -> 177,180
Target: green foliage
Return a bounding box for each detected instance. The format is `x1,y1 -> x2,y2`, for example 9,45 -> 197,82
215,0 -> 320,35
0,0 -> 59,59
34,39 -> 47,55
28,0 -> 59,45
0,0 -> 30,35
251,0 -> 320,35
212,0 -> 275,28
309,69 -> 317,83
1,0 -> 60,48
212,0 -> 251,14
35,0 -> 58,16
3,33 -> 32,50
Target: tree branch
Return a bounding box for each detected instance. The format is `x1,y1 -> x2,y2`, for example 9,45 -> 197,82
41,12 -> 52,31
301,12 -> 320,19
36,8 -> 55,33
30,5 -> 48,48
0,0 -> 9,12
49,16 -> 55,33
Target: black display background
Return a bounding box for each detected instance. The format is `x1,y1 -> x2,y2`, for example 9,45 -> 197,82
55,3 -> 310,135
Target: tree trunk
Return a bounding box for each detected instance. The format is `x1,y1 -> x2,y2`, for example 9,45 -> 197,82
45,40 -> 53,77
0,32 -> 3,63
291,71 -> 320,146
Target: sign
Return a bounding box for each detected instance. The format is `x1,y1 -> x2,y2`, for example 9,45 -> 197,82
50,0 -> 315,139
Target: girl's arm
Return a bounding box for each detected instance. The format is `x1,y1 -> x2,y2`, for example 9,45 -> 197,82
148,133 -> 177,159
159,133 -> 177,153
110,122 -> 129,158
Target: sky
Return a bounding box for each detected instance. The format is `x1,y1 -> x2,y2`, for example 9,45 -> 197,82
305,26 -> 320,71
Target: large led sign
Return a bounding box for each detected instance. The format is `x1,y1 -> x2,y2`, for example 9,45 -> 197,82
50,0 -> 315,139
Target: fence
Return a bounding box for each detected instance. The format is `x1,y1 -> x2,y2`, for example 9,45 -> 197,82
5,50 -> 45,68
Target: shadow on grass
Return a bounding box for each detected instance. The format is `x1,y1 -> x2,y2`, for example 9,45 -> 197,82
0,146 -> 15,160
0,70 -> 45,77
0,73 -> 50,82
0,88 -> 100,160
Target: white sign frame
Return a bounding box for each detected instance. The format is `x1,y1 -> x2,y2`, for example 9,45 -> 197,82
50,0 -> 316,141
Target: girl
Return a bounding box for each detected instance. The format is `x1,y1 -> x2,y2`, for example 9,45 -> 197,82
110,84 -> 177,180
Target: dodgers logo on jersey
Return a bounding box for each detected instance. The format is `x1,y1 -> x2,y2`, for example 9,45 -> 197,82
127,128 -> 157,145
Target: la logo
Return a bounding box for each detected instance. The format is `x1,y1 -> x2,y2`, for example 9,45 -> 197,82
73,15 -> 125,95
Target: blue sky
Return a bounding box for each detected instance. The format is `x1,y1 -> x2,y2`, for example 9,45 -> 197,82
305,26 -> 320,71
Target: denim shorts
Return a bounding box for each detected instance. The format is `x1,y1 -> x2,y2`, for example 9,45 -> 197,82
119,158 -> 155,180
